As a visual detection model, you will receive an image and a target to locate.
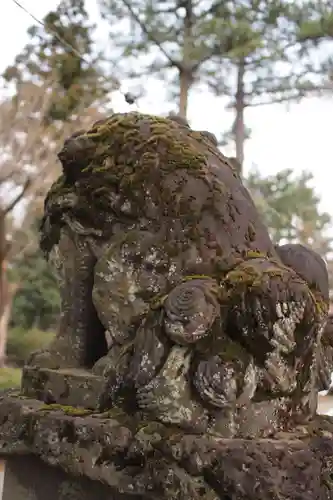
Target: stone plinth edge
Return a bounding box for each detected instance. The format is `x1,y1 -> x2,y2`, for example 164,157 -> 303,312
1,393 -> 333,499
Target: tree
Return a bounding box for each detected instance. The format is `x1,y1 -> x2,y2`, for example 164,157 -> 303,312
208,0 -> 333,172
100,0 -> 219,118
4,0 -> 115,122
100,0 -> 284,119
0,0 -> 117,366
202,0 -> 292,168
293,1 -> 333,96
246,168 -> 333,256
0,81 -> 59,367
9,234 -> 60,332
100,0 -> 332,171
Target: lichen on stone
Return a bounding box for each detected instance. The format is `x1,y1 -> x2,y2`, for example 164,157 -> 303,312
28,112 -> 329,439
38,403 -> 93,416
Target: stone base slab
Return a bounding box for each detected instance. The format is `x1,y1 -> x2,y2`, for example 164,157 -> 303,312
1,392 -> 333,499
21,367 -> 104,409
3,455 -> 131,500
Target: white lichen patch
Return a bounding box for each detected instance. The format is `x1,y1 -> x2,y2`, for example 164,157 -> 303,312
144,247 -> 158,264
48,243 -> 64,284
168,263 -> 177,278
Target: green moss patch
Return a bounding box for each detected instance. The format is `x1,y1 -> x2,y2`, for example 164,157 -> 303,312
0,366 -> 22,389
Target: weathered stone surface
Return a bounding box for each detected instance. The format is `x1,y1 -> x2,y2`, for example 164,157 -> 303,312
275,243 -> 331,391
4,455 -> 129,500
22,112 -> 329,439
2,112 -> 331,498
1,393 -> 333,499
21,367 -> 104,409
319,315 -> 333,391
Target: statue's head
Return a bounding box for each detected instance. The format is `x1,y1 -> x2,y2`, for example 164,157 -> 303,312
40,113 -> 237,273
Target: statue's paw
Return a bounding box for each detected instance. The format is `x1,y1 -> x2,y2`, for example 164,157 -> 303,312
194,356 -> 257,409
27,348 -> 66,369
256,299 -> 303,394
136,346 -> 189,415
249,296 -> 306,354
136,375 -> 190,423
96,344 -> 133,409
136,377 -> 207,428
136,345 -> 208,428
224,258 -> 309,341
129,311 -> 169,388
164,278 -> 220,345
194,356 -> 238,408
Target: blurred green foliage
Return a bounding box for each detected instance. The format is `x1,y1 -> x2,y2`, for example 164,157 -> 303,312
10,249 -> 60,332
6,327 -> 55,367
0,366 -> 22,389
246,168 -> 333,256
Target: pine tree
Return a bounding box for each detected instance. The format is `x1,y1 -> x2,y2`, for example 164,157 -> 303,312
99,0 -> 332,170
99,0 -> 252,118
246,168 -> 333,257
207,0 -> 333,171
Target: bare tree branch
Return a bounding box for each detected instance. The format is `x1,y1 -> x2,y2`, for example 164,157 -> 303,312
0,77 -> 105,262
119,0 -> 183,71
4,178 -> 32,215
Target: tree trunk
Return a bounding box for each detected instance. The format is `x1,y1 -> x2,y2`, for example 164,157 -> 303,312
233,58 -> 246,174
0,212 -> 6,366
0,213 -> 17,368
179,71 -> 191,119
0,280 -> 17,368
178,0 -> 194,119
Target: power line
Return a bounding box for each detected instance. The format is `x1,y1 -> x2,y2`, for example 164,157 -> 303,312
9,0 -> 137,105
11,0 -> 86,59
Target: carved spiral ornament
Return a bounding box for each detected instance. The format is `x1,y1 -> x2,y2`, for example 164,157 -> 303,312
163,278 -> 220,345
194,356 -> 238,408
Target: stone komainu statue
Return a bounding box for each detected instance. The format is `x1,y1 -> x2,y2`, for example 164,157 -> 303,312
29,112 -> 329,438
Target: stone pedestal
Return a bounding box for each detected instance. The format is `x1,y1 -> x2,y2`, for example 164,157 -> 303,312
21,367 -> 104,409
3,456 -> 129,500
1,388 -> 333,499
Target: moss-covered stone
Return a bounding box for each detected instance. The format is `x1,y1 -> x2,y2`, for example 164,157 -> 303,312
2,393 -> 333,499
40,112 -> 275,267
28,112 -> 329,439
21,367 -> 104,409
38,403 -> 93,416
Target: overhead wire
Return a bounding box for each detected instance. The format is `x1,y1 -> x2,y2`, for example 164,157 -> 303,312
9,0 -> 137,105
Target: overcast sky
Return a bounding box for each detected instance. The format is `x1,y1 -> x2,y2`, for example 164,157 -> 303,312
1,0 -> 332,216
